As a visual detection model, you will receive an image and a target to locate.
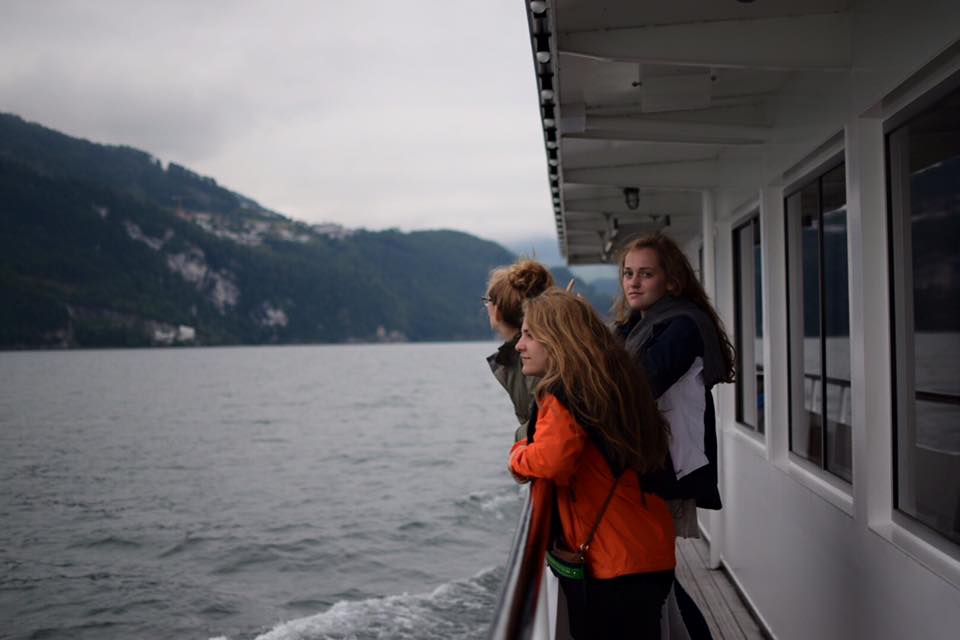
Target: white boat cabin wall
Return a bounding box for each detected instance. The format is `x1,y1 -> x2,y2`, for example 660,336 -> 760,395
522,1 -> 960,638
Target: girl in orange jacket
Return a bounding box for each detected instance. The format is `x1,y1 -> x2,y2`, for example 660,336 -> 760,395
509,289 -> 676,639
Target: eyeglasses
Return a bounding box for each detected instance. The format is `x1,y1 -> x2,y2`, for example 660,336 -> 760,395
481,296 -> 493,306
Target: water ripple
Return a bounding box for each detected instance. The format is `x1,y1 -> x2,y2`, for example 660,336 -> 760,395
1,343 -> 516,640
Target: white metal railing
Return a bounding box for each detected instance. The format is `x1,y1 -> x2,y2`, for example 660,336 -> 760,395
487,482 -> 553,640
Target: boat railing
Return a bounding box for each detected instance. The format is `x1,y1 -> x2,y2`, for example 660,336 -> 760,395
487,481 -> 553,640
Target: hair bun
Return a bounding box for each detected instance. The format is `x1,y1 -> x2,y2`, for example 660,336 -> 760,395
507,260 -> 554,297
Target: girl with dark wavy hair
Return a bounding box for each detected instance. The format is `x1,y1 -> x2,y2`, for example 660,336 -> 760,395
509,289 -> 675,638
614,232 -> 736,640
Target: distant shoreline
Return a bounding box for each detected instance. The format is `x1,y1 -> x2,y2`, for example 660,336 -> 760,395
0,337 -> 503,354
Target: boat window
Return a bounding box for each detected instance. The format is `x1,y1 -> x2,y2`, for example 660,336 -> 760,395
733,214 -> 764,433
888,81 -> 960,546
785,163 -> 853,481
698,242 -> 704,284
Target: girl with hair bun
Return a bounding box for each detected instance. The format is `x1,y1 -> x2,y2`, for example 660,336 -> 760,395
509,289 -> 675,638
484,259 -> 554,441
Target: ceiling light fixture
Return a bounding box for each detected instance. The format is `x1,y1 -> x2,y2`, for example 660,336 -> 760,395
545,129 -> 557,149
543,105 -> 555,128
535,33 -> 551,65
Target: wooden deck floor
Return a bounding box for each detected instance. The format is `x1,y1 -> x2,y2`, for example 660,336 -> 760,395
675,538 -> 768,640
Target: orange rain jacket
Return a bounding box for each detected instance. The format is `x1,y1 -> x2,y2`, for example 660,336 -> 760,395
509,393 -> 676,580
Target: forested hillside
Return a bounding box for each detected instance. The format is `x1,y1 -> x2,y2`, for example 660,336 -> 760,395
0,114 -> 609,348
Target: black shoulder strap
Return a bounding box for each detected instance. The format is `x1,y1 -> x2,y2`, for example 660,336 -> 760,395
527,399 -> 540,443
580,474 -> 620,553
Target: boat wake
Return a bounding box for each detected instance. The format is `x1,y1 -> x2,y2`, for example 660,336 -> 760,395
211,566 -> 504,640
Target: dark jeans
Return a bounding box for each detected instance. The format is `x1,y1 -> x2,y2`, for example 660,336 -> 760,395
675,579 -> 714,640
559,570 -> 674,640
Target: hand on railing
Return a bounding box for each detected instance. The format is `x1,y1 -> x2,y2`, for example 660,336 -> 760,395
509,465 -> 531,485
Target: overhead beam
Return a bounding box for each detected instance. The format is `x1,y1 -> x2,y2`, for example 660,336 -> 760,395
564,194 -> 701,216
567,114 -> 772,145
564,220 -> 676,236
584,97 -> 772,118
563,158 -> 762,190
563,217 -> 700,265
560,12 -> 851,71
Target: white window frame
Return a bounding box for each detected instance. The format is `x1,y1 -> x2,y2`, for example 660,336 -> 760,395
732,210 -> 765,436
783,150 -> 854,487
885,68 -> 960,559
852,46 -> 960,587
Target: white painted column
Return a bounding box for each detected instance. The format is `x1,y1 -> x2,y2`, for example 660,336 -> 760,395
844,116 -> 892,527
702,191 -> 716,300
701,189 -> 724,570
759,186 -> 788,465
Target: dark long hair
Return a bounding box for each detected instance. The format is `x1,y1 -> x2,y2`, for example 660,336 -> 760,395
613,232 -> 736,384
523,289 -> 669,474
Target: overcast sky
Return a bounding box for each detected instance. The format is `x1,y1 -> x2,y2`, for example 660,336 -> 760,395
0,0 -> 557,244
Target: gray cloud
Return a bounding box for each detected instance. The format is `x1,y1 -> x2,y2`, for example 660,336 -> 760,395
0,0 -> 555,241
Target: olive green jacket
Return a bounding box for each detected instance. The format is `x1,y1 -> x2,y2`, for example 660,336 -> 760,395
486,335 -> 539,442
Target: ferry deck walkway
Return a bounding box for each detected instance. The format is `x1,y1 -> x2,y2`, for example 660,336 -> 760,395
676,538 -> 768,640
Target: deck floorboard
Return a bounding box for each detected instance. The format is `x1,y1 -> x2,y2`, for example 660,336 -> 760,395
675,538 -> 767,640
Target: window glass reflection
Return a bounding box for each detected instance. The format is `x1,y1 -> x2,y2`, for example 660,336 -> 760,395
890,84 -> 960,544
734,216 -> 764,433
789,183 -> 824,465
786,166 -> 850,478
822,165 -> 852,481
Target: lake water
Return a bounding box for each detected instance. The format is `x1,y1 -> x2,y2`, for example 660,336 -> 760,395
0,343 -> 524,640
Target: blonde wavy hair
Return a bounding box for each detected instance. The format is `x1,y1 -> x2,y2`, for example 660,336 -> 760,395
523,289 -> 668,474
486,259 -> 554,330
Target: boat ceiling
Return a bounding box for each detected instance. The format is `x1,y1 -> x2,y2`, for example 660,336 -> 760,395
528,0 -> 857,264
